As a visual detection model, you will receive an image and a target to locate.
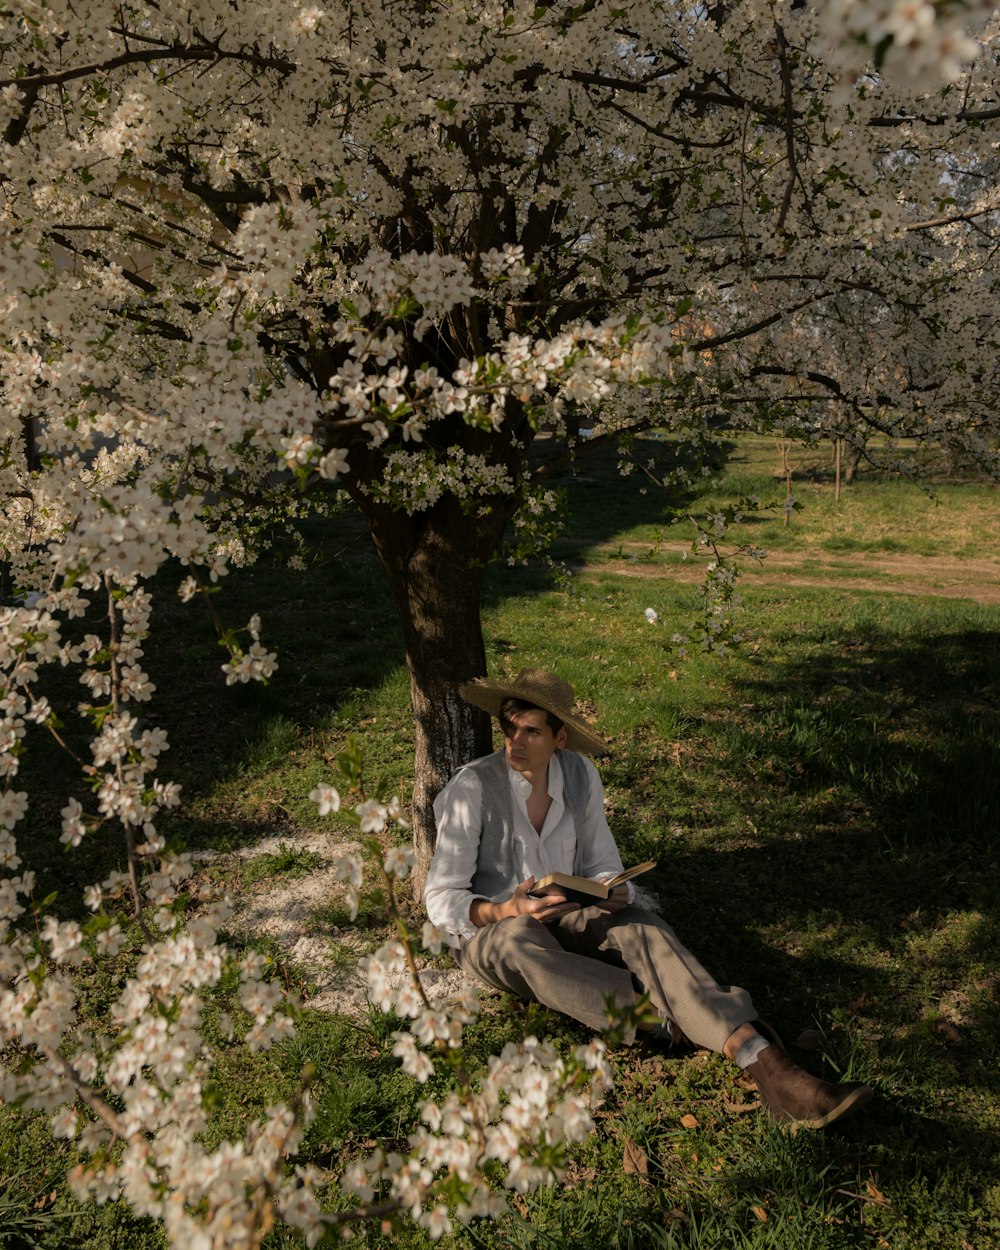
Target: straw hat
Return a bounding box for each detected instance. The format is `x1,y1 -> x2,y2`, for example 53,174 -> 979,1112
458,667 -> 610,756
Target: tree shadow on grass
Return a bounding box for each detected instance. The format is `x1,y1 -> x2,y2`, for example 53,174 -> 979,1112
734,625 -> 1000,839
145,540 -> 410,845
18,435 -> 709,907
624,621 -> 1000,1150
15,520 -> 409,914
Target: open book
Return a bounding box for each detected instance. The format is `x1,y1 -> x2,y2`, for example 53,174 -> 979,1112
527,861 -> 656,905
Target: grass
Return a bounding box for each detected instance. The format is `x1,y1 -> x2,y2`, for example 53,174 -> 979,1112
555,433 -> 1000,567
2,434 -> 999,1248
241,842 -> 323,886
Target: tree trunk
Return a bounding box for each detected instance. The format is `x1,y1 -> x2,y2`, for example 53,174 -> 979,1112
843,445 -> 864,485
834,437 -> 842,503
358,491 -> 514,895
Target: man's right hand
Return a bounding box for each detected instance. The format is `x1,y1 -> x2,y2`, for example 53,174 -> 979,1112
470,876 -> 582,927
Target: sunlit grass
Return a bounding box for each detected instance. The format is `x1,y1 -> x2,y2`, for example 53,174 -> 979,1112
553,433 -> 1000,564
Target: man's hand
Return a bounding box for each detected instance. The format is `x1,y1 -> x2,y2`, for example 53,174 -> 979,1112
510,876 -> 583,922
596,884 -> 630,913
470,877 -> 581,927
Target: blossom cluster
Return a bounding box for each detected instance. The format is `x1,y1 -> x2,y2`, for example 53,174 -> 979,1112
0,572 -> 308,1248
326,811 -> 615,1239
379,1032 -> 610,1237
816,1 -> 993,85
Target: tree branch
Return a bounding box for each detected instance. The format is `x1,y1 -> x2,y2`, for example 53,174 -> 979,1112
0,39 -> 294,92
774,25 -> 799,233
904,204 -> 1000,231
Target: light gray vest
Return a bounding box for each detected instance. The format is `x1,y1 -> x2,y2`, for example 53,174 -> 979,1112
461,749 -> 591,902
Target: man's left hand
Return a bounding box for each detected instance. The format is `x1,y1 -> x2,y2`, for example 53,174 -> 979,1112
598,884 -> 630,912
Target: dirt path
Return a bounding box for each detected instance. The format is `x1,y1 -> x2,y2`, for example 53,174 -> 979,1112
562,542 -> 1000,606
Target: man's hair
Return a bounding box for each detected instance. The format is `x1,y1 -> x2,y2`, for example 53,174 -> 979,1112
499,696 -> 565,738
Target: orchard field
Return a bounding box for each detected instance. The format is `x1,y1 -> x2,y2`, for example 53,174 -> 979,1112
3,436 -> 998,1250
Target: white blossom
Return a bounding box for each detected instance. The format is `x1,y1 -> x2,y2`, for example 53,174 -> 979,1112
309,783 -> 341,816
384,845 -> 414,879
356,799 -> 388,834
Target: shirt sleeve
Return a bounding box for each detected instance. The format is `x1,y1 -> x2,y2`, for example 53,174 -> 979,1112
573,758 -> 636,903
424,767 -> 489,944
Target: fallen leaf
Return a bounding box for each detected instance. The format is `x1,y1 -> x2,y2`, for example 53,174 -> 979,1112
932,1018 -> 962,1044
866,1179 -> 891,1206
622,1137 -> 649,1175
751,1206 -> 768,1222
680,1113 -> 699,1129
722,1093 -> 760,1114
564,1164 -> 598,1184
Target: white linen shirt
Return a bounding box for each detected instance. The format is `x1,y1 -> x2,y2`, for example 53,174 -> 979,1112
425,751 -> 630,946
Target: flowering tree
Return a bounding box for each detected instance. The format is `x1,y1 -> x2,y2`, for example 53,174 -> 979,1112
5,0 -> 1000,873
2,2 -> 1000,1243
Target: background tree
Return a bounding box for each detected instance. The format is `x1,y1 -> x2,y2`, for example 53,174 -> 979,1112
3,1 -> 1000,881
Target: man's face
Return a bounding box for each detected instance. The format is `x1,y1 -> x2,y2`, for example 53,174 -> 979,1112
502,707 -> 567,778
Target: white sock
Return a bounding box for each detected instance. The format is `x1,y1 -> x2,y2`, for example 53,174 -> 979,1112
733,1034 -> 771,1069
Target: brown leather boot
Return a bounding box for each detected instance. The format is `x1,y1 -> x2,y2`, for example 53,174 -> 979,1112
746,1045 -> 873,1129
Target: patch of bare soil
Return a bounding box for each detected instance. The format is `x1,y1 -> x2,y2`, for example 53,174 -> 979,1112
195,834 -> 475,1018
197,839 -> 664,1021
569,543 -> 1000,605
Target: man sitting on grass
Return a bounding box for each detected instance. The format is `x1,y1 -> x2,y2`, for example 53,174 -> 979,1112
424,667 -> 872,1130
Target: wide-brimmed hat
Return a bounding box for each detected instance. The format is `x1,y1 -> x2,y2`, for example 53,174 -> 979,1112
458,667 -> 610,756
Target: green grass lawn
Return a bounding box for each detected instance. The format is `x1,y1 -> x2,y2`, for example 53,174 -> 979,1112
552,432 -> 1000,562
2,436 -> 999,1249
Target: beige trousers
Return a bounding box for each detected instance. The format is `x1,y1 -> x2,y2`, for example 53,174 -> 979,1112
457,904 -> 755,1052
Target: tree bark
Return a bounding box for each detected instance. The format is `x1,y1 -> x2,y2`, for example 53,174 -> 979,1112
843,445 -> 864,485
356,489 -> 515,894
834,437 -> 842,503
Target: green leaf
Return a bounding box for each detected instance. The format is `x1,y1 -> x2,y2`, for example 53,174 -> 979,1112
337,735 -> 364,789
